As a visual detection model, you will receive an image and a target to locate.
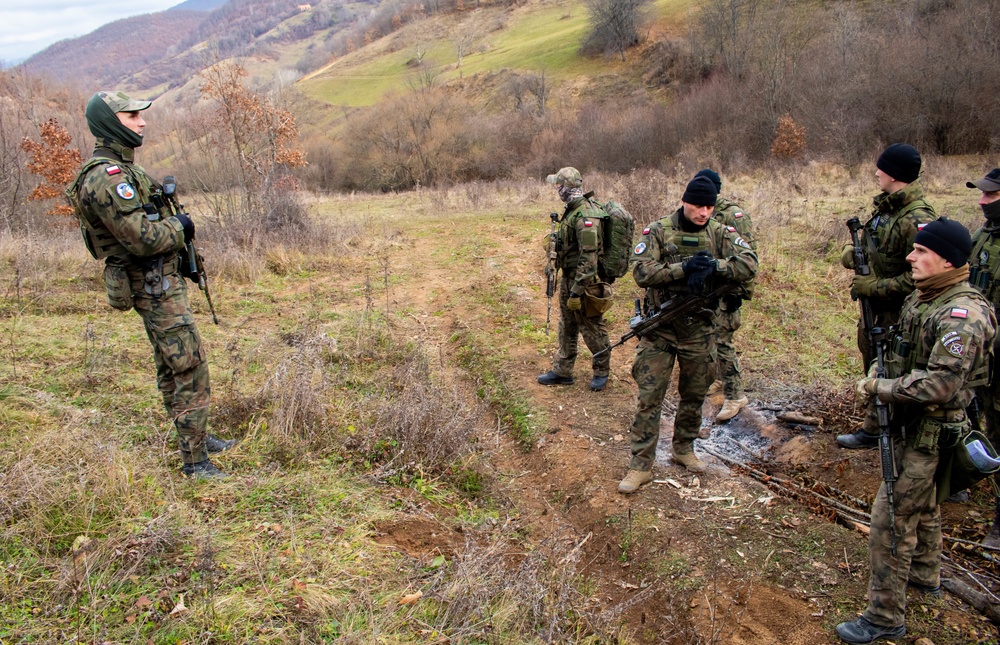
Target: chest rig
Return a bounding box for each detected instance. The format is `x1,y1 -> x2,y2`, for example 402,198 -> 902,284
969,229 -> 1000,305
886,284 -> 991,391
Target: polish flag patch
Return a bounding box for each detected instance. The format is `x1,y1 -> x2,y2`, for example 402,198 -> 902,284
727,226 -> 737,232
918,223 -> 928,230
950,307 -> 968,319
642,227 -> 650,235
734,212 -> 744,218
584,220 -> 593,227
106,165 -> 121,175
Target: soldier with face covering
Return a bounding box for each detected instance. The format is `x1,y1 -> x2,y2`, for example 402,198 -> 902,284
66,91 -> 235,479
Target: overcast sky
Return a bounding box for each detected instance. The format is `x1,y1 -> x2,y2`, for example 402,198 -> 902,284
1,0 -> 180,65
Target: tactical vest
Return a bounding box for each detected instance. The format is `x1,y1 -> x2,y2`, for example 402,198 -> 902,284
654,219 -> 718,301
886,284 -> 991,395
556,198 -> 606,273
66,157 -> 129,259
863,196 -> 935,280
969,228 -> 1000,306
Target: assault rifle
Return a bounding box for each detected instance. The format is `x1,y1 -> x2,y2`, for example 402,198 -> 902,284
594,282 -> 740,358
545,212 -> 559,335
162,176 -> 219,325
847,217 -> 897,555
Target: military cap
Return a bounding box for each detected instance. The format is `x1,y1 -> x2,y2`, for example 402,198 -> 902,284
876,143 -> 921,184
546,167 -> 583,188
967,168 -> 1000,192
96,90 -> 152,113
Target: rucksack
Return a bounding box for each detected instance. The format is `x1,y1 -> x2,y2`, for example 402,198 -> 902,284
598,198 -> 636,283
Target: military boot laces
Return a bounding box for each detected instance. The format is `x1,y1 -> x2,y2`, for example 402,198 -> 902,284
617,469 -> 653,494
183,459 -> 228,480
206,434 -> 237,454
834,616 -> 904,644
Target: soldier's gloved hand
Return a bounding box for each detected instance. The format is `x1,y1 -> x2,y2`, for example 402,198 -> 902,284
179,253 -> 198,282
682,250 -> 715,276
566,295 -> 582,312
173,213 -> 195,243
840,244 -> 855,269
851,274 -> 879,297
855,377 -> 877,406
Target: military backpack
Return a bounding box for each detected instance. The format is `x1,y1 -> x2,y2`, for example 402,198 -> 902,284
597,198 -> 636,283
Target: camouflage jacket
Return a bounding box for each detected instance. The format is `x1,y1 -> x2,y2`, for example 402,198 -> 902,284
713,197 -> 757,250
631,208 -> 758,310
556,195 -> 607,295
876,282 -> 995,416
66,138 -> 185,266
859,181 -> 937,312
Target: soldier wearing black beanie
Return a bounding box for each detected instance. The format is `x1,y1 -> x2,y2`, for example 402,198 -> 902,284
913,217 -> 971,268
876,143 -> 922,184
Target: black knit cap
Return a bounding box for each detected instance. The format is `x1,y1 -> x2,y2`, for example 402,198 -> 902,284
876,143 -> 921,184
694,168 -> 722,192
682,175 -> 718,206
913,217 -> 972,267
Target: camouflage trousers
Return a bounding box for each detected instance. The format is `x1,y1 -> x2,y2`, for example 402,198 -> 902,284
627,323 -> 715,471
864,441 -> 941,627
132,266 -> 211,465
552,275 -> 610,378
714,306 -> 743,399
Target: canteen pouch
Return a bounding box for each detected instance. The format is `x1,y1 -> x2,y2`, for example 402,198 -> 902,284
103,264 -> 134,311
583,282 -> 615,317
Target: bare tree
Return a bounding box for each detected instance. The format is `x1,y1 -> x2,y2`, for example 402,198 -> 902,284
582,0 -> 652,61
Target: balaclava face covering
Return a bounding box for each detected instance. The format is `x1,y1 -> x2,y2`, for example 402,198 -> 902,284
85,93 -> 144,149
558,185 -> 584,203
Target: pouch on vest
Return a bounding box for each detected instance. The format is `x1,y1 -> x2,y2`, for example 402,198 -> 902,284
103,264 -> 134,311
936,428 -> 1000,504
583,282 -> 614,317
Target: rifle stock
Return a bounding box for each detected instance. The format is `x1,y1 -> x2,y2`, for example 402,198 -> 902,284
544,212 -> 559,335
595,282 -> 740,358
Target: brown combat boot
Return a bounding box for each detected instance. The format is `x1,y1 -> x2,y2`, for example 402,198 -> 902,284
617,469 -> 653,494
716,397 -> 748,422
672,450 -> 707,473
706,379 -> 724,396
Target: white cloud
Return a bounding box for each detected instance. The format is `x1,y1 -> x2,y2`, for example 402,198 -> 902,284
0,1 -> 181,64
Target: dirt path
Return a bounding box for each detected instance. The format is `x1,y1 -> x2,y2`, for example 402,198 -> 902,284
368,210 -> 996,644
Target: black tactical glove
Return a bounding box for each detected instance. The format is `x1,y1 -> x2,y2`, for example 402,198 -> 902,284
173,213 -> 195,243
682,250 -> 715,276
722,293 -> 743,310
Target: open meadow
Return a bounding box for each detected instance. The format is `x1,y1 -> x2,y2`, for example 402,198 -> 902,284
2,160 -> 999,643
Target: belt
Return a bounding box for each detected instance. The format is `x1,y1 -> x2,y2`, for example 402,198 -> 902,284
925,408 -> 966,422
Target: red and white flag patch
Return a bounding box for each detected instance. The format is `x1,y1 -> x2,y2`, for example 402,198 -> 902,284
106,165 -> 121,175
642,227 -> 650,235
917,223 -> 928,230
734,212 -> 744,218
950,307 -> 968,319
584,220 -> 593,227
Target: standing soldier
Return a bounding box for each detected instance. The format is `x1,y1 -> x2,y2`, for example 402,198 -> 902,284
617,175 -> 757,494
537,167 -> 612,391
66,91 -> 233,479
837,218 -> 994,643
967,168 -> 1000,546
837,144 -> 937,449
695,169 -> 757,422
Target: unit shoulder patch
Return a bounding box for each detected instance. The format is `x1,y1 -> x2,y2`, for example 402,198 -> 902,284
941,330 -> 965,357
115,183 -> 135,200
633,242 -> 647,255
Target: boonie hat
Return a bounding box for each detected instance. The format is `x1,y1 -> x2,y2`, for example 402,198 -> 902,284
546,167 -> 583,188
967,168 -> 1000,192
97,90 -> 152,113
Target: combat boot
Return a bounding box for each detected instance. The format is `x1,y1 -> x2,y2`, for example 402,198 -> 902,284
590,375 -> 608,391
907,580 -> 943,597
984,496 -> 1000,549
537,371 -> 574,386
834,616 -> 904,644
706,380 -> 724,396
835,429 -> 879,449
183,459 -> 228,480
617,469 -> 653,494
672,450 -> 707,473
716,397 -> 748,422
206,434 -> 237,454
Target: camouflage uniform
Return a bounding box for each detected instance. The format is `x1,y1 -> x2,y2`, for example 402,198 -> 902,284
711,197 -> 758,400
67,137 -> 211,467
627,209 -> 757,470
551,195 -> 611,378
854,183 -> 937,368
861,282 -> 994,628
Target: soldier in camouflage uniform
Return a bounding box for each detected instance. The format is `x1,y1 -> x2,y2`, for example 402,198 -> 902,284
537,167 -> 612,392
694,169 -> 758,422
836,218 -> 995,644
837,144 -> 937,449
966,168 -> 1000,547
66,91 -> 233,479
618,176 -> 757,494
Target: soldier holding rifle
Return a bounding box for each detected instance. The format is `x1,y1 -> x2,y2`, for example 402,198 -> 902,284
536,167 -> 612,392
836,219 -> 995,644
838,144 -> 937,449
66,91 -> 234,479
617,175 -> 757,494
